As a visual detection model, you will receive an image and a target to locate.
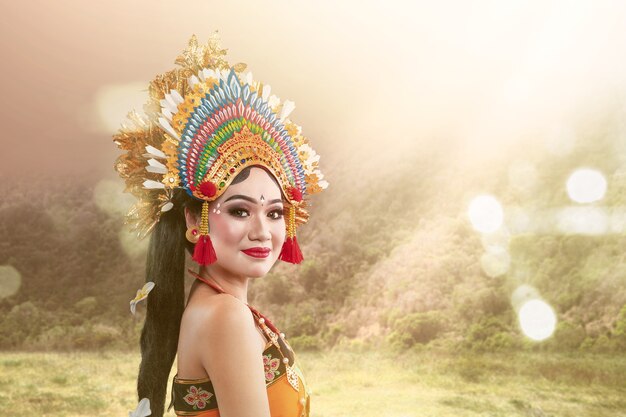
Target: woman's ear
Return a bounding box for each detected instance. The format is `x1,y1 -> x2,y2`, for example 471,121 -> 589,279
184,206 -> 199,229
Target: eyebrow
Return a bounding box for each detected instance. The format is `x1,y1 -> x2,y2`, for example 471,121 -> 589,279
223,194 -> 282,205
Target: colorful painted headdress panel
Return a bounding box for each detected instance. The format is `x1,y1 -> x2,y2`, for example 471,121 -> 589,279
158,67 -> 309,204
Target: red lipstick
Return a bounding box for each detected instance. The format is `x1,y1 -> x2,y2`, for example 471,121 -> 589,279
241,247 -> 271,258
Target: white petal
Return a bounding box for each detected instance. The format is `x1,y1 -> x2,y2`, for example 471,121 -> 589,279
130,300 -> 137,315
147,159 -> 167,170
161,202 -> 174,212
245,72 -> 253,85
159,98 -> 177,115
158,117 -> 180,140
143,282 -> 155,293
164,93 -> 177,109
161,108 -> 172,121
143,180 -> 166,189
279,100 -> 296,121
268,95 -> 279,109
170,89 -> 184,104
144,145 -> 166,159
145,157 -> 168,174
145,166 -> 167,174
137,398 -> 152,417
129,398 -> 151,417
188,75 -> 199,89
262,85 -> 271,101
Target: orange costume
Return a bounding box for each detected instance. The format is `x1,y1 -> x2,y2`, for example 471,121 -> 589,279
169,270 -> 310,417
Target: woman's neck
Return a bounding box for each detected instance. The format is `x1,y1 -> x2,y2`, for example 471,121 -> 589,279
197,265 -> 249,304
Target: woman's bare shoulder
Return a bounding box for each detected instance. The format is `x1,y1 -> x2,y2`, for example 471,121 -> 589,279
182,292 -> 256,337
179,292 -> 263,366
181,294 -> 259,346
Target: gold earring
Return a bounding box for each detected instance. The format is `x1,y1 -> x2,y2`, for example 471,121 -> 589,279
186,226 -> 200,243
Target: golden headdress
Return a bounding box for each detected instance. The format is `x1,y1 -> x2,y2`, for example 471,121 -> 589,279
113,34 -> 328,264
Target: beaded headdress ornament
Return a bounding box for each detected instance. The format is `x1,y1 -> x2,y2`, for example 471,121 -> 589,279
113,34 -> 328,265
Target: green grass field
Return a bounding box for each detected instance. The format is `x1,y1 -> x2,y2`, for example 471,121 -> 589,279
0,348 -> 624,416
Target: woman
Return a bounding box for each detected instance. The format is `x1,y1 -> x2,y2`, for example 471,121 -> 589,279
114,35 -> 328,417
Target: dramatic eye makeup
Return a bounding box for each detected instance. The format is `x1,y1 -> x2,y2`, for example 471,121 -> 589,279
225,203 -> 284,219
267,208 -> 284,220
228,207 -> 250,218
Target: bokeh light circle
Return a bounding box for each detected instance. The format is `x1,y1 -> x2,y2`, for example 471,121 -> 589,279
511,284 -> 540,311
0,265 -> 22,299
518,299 -> 557,341
94,82 -> 149,134
118,228 -> 150,259
566,168 -> 607,203
468,195 -> 504,233
480,248 -> 510,278
93,179 -> 136,217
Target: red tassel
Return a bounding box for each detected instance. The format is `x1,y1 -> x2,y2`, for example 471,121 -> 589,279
192,235 -> 217,265
279,236 -> 304,264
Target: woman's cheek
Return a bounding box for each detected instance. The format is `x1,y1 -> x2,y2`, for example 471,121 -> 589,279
273,220 -> 286,246
210,214 -> 242,244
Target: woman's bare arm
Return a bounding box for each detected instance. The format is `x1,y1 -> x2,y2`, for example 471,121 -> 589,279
195,294 -> 271,417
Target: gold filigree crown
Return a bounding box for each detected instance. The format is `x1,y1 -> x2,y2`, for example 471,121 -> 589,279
113,34 -> 328,246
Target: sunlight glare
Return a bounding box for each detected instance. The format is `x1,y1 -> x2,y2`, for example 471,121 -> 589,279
545,125 -> 576,157
502,76 -> 532,105
507,206 -> 532,234
609,209 -> 626,233
556,207 -> 608,235
508,160 -> 538,196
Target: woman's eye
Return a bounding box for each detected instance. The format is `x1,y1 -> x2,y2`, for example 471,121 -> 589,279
268,209 -> 284,220
229,208 -> 249,218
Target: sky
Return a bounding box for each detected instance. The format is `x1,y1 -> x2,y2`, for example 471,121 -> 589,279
1,0 -> 626,183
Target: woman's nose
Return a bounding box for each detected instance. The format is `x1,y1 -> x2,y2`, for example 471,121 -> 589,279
249,214 -> 271,241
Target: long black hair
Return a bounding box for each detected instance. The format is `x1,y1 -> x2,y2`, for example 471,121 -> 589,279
136,166 -> 265,416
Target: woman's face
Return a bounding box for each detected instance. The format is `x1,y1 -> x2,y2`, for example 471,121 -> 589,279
202,167 -> 286,279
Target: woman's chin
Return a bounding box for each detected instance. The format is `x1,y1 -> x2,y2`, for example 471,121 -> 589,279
236,253 -> 279,277
245,264 -> 273,279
